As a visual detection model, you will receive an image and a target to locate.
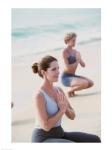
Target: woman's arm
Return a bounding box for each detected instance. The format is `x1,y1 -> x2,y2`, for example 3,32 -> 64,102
80,58 -> 85,67
76,51 -> 85,67
65,102 -> 76,120
35,93 -> 66,132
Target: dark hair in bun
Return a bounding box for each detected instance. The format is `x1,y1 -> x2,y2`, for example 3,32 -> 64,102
32,63 -> 38,74
32,55 -> 57,78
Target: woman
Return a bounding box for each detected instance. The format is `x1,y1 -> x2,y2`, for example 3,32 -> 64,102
31,55 -> 100,143
61,32 -> 94,97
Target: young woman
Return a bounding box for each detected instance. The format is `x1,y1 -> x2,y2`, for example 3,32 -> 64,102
31,55 -> 100,143
61,32 -> 94,97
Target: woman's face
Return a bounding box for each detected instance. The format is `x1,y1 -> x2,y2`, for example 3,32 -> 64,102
68,37 -> 76,47
44,61 -> 60,82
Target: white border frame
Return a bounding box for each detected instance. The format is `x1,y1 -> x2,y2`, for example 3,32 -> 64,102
0,0 -> 112,149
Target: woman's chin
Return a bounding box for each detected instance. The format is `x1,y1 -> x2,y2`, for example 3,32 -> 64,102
53,78 -> 58,82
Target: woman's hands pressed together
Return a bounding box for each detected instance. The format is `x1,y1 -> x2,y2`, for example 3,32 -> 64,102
56,89 -> 69,113
56,88 -> 76,120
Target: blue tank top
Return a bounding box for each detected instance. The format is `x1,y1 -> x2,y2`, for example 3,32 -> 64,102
39,87 -> 62,127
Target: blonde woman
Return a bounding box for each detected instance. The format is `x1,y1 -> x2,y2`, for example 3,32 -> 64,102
61,32 -> 94,97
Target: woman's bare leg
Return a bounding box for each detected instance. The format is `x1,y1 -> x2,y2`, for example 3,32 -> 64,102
78,76 -> 94,88
67,78 -> 90,97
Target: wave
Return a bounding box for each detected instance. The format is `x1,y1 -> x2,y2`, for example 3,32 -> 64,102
12,23 -> 97,39
78,37 -> 101,45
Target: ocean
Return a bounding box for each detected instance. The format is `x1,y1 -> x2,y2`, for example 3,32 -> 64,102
12,8 -> 101,64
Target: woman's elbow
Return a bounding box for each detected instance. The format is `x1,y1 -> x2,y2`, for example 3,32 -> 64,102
42,122 -> 51,132
70,115 -> 75,120
71,112 -> 76,120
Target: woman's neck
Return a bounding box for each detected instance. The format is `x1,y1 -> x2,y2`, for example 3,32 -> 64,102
67,45 -> 73,51
42,79 -> 53,90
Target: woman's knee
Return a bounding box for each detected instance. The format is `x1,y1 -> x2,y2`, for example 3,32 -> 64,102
93,135 -> 101,142
88,80 -> 94,88
81,81 -> 89,89
83,80 -> 94,89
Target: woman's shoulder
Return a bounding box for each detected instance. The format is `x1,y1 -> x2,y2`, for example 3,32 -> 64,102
33,91 -> 47,111
33,89 -> 45,101
73,49 -> 80,54
62,48 -> 69,57
73,49 -> 81,57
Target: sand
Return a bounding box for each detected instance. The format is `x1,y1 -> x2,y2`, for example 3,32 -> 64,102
12,41 -> 101,142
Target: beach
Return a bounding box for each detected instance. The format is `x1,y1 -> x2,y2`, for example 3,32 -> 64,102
12,9 -> 101,142
12,41 -> 101,142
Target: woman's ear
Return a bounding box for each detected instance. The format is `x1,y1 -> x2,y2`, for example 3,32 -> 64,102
41,70 -> 46,78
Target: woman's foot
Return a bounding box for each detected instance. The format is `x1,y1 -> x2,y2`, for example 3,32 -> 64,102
68,91 -> 75,97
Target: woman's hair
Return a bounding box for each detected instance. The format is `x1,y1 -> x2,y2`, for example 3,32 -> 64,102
32,55 -> 57,78
64,32 -> 77,44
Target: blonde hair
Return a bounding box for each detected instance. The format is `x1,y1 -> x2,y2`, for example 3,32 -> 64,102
64,32 -> 77,44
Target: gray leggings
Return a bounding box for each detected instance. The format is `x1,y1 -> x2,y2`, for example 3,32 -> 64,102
31,126 -> 101,143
